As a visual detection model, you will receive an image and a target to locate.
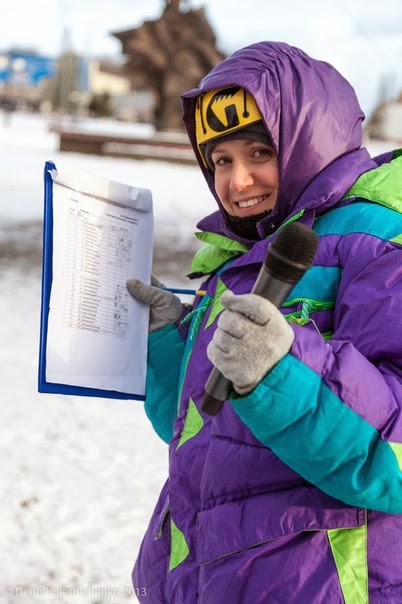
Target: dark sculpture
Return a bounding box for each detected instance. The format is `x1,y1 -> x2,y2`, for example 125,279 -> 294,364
113,1 -> 226,131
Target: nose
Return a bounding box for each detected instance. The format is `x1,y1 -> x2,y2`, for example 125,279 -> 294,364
229,160 -> 254,192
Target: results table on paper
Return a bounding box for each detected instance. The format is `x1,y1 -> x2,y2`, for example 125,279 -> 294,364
63,207 -> 132,338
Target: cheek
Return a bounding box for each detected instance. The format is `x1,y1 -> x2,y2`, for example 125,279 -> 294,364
269,162 -> 280,188
258,162 -> 279,188
214,174 -> 228,205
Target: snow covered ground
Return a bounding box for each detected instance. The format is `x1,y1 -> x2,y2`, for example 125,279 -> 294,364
0,111 -> 215,604
0,111 -> 395,604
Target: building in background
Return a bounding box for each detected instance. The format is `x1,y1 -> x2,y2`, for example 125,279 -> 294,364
87,58 -> 152,122
0,50 -> 56,110
366,96 -> 402,144
0,47 -> 149,122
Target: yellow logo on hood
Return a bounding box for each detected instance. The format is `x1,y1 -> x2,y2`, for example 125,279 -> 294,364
195,86 -> 262,165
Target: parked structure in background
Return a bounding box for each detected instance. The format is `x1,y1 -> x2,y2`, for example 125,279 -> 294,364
113,0 -> 226,131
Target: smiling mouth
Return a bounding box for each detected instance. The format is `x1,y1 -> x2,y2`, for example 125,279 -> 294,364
237,194 -> 268,209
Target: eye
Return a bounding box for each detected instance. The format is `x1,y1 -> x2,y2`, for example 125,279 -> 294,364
252,146 -> 274,160
212,154 -> 231,168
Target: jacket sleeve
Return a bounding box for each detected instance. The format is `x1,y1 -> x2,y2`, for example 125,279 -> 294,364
231,242 -> 402,513
144,323 -> 186,443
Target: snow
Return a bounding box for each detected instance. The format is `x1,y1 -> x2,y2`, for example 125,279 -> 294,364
0,111 -> 216,604
0,111 -> 396,604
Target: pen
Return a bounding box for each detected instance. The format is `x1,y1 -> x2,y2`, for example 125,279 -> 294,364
163,287 -> 206,296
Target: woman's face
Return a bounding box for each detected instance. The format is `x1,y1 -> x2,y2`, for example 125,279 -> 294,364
210,138 -> 279,218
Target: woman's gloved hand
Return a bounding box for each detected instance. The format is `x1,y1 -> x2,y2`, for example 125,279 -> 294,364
127,275 -> 183,332
207,290 -> 294,396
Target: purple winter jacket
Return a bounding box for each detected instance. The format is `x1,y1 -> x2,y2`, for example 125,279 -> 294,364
133,42 -> 402,603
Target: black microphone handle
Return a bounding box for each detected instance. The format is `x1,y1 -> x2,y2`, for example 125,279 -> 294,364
201,268 -> 295,416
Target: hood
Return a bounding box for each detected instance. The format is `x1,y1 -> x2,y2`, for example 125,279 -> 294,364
181,41 -> 375,241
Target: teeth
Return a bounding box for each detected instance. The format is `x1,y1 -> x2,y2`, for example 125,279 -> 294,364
238,195 -> 266,208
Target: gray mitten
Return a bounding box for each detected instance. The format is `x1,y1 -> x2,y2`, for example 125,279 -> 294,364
207,290 -> 294,395
127,275 -> 183,332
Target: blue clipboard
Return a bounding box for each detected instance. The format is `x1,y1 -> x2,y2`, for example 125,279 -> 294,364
38,161 -> 144,400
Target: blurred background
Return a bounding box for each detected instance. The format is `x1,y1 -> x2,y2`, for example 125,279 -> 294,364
0,1 -> 401,602
1,0 -> 402,132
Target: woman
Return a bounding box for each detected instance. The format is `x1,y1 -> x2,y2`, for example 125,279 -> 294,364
128,41 -> 402,603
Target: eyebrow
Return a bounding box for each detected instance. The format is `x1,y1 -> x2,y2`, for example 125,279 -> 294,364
211,140 -> 274,154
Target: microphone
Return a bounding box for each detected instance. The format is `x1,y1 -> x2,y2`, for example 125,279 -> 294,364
201,222 -> 320,416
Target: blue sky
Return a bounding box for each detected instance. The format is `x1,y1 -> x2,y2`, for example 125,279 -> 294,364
1,0 -> 402,117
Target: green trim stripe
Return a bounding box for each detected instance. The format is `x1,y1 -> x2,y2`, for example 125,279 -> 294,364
390,234 -> 402,245
169,519 -> 190,571
191,231 -> 247,274
389,442 -> 402,471
195,230 -> 248,252
190,244 -> 240,274
344,152 -> 402,212
328,519 -> 368,604
177,398 -> 204,449
205,277 -> 228,329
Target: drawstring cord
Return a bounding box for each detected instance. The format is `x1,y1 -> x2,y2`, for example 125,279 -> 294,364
242,88 -> 249,118
198,95 -> 207,135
